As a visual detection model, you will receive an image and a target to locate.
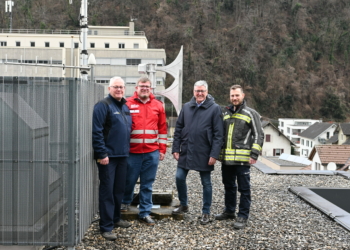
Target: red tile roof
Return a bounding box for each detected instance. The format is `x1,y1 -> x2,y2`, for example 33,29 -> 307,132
309,145 -> 350,165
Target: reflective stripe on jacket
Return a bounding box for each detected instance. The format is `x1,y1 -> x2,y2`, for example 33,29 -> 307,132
219,101 -> 264,165
127,92 -> 167,154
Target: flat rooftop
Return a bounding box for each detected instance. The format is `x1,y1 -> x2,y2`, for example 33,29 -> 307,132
74,153 -> 350,249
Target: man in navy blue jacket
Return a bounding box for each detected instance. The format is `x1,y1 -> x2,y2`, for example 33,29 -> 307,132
92,76 -> 132,241
172,80 -> 223,225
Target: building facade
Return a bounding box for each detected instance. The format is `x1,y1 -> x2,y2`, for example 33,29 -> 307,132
278,118 -> 323,155
299,123 -> 338,157
0,22 -> 166,97
262,121 -> 295,156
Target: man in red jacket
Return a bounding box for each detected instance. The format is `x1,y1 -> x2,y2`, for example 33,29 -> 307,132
121,77 -> 167,225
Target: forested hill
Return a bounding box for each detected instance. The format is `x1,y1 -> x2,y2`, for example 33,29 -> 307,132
1,0 -> 350,121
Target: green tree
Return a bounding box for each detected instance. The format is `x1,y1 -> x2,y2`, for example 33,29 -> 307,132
319,92 -> 346,121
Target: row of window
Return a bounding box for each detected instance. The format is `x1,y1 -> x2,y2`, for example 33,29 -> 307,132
0,41 -> 139,49
1,59 -> 62,64
96,79 -> 164,85
1,58 -> 163,67
301,139 -> 313,148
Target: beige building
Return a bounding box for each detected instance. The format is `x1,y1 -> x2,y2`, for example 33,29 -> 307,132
0,22 -> 166,97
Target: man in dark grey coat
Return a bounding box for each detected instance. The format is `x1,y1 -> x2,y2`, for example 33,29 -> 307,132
171,80 -> 224,225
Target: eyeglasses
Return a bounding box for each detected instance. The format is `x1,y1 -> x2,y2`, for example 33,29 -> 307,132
194,90 -> 207,93
138,85 -> 151,89
110,85 -> 124,89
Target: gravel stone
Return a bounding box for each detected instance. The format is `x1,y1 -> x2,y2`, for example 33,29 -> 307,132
71,152 -> 350,249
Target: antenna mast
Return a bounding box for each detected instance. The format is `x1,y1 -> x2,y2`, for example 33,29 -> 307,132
5,0 -> 14,33
79,0 -> 89,77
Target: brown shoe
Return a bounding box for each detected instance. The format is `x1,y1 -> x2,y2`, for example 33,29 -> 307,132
200,213 -> 210,225
172,205 -> 189,214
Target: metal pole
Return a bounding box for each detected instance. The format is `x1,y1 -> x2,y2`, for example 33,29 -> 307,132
80,0 -> 88,78
147,63 -> 157,94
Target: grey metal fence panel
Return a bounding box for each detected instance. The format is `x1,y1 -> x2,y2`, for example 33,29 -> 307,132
0,76 -> 103,246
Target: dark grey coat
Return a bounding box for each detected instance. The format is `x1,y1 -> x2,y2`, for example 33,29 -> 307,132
172,94 -> 224,171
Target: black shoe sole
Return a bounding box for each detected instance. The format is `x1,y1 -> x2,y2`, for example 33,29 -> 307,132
200,220 -> 210,225
215,216 -> 236,220
115,224 -> 131,228
139,219 -> 155,226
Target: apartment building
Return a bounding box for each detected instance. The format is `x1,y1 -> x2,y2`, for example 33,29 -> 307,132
0,22 -> 166,97
278,118 -> 323,155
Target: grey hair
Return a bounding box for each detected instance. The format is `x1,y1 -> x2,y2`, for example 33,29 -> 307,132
194,80 -> 208,91
109,76 -> 125,86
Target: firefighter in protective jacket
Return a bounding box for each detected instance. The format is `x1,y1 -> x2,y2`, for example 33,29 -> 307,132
216,84 -> 264,230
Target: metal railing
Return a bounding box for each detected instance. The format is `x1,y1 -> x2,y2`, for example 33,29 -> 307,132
0,76 -> 103,246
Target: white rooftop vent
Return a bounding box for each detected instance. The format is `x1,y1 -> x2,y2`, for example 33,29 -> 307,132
327,162 -> 337,171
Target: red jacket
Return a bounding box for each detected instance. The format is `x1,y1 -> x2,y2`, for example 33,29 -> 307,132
126,92 -> 167,154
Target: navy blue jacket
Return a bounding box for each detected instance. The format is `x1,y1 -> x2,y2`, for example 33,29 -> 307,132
92,94 -> 132,159
172,94 -> 224,171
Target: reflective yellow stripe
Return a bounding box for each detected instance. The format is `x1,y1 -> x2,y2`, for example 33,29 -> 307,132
231,113 -> 251,123
234,156 -> 250,161
158,134 -> 167,138
252,143 -> 261,151
227,124 -> 234,149
224,156 -> 250,161
222,149 -> 251,155
224,115 -> 230,120
236,149 -> 251,155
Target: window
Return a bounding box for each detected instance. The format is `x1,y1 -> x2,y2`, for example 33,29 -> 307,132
133,43 -> 139,49
126,59 -> 141,65
90,43 -> 95,48
306,140 -> 309,147
94,31 -> 98,35
74,43 -> 79,48
281,122 -> 284,127
302,149 -> 309,156
315,162 -> 321,170
60,42 -> 64,47
273,149 -> 284,156
327,132 -> 330,139
156,80 -> 163,85
0,41 -> 7,46
265,134 -> 271,142
30,42 -> 35,47
16,41 -> 20,46
88,30 -> 92,35
310,142 -> 313,148
287,128 -> 290,134
45,42 -> 50,47
119,43 -> 125,49
105,43 -> 109,48
301,139 -> 304,145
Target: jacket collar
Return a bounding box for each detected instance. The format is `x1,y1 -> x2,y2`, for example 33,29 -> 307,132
228,100 -> 246,113
108,94 -> 127,106
189,94 -> 215,109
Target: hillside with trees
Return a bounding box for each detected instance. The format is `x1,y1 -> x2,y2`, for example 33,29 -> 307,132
1,0 -> 349,121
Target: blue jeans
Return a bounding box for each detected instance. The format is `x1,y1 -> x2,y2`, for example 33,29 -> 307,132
122,150 -> 159,218
221,164 -> 251,219
97,157 -> 128,232
175,167 -> 212,214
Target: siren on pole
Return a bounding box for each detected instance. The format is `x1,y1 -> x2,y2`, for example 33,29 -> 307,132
138,46 -> 183,115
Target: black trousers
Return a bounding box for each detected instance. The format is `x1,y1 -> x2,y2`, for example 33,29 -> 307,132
221,164 -> 251,219
97,157 -> 127,232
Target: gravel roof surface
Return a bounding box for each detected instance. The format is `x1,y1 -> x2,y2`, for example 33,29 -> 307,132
76,152 -> 350,250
